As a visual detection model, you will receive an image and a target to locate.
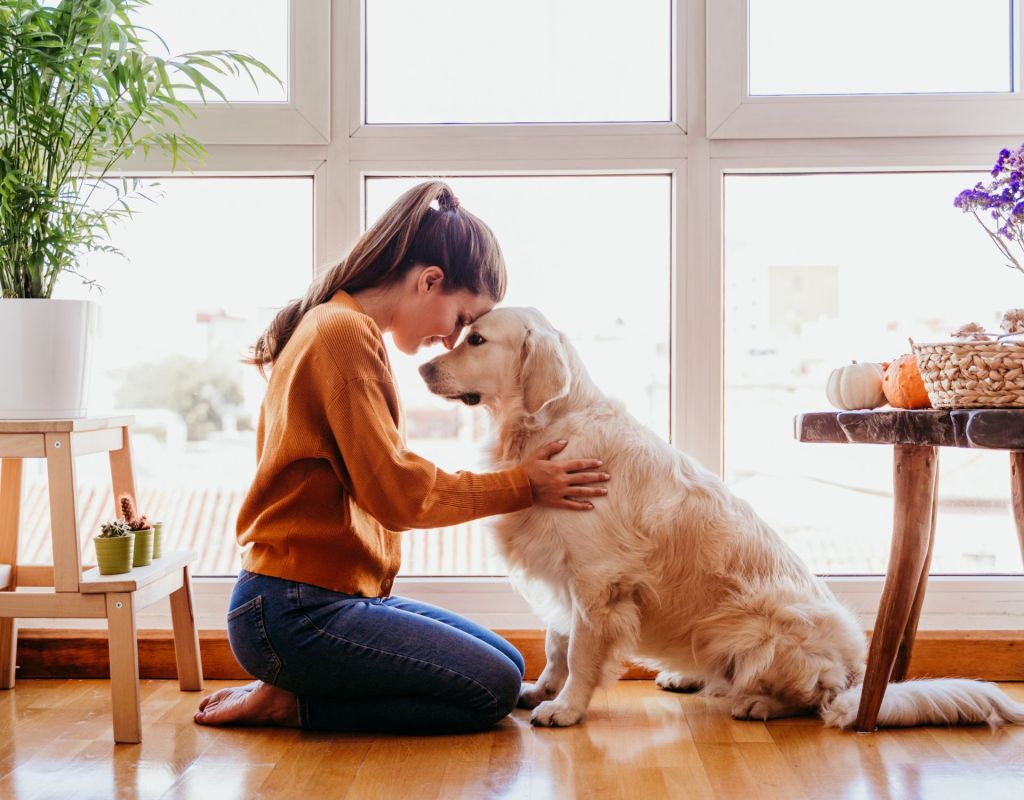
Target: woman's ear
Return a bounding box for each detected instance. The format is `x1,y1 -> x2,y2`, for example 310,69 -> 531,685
419,265 -> 445,293
519,329 -> 571,418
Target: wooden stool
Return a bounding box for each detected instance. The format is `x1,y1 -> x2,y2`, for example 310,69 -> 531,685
0,416 -> 203,743
796,409 -> 1024,732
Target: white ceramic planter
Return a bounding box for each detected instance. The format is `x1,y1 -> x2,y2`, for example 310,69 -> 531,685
0,299 -> 98,419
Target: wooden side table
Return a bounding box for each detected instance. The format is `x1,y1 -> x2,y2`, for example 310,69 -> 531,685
0,416 -> 203,743
795,408 -> 1024,732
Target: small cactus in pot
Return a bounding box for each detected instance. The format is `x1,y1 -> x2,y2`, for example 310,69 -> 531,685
99,520 -> 132,538
120,496 -> 154,568
94,520 -> 135,575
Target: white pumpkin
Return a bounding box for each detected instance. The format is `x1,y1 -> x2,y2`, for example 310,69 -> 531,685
826,361 -> 886,410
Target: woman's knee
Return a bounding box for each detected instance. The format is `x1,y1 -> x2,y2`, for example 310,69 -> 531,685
476,658 -> 523,727
505,645 -> 526,678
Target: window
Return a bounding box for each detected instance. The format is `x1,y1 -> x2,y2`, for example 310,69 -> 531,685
749,0 -> 1013,96
365,174 -> 672,574
34,0 -> 1022,632
364,0 -> 673,124
724,172 -> 1022,574
136,0 -> 330,145
708,0 -> 1024,138
41,178 -> 314,576
134,0 -> 289,103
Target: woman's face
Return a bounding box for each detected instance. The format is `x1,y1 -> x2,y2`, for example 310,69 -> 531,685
391,267 -> 496,355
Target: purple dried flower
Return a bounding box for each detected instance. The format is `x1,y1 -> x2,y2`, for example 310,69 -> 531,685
957,144 -> 1024,274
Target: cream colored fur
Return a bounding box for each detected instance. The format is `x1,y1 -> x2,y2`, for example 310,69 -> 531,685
420,307 -> 1024,729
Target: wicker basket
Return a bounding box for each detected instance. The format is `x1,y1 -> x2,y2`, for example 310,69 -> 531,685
912,335 -> 1024,408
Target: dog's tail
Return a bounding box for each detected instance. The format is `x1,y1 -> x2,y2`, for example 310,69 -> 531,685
820,678 -> 1024,729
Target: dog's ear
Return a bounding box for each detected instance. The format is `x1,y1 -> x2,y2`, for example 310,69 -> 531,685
520,328 -> 571,417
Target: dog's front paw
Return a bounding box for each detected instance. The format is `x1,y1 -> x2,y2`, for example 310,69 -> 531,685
530,700 -> 585,727
730,694 -> 797,721
731,697 -> 773,721
655,671 -> 704,693
518,682 -> 557,710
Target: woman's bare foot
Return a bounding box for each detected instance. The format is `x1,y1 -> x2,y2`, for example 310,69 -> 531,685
194,680 -> 300,728
196,679 -> 260,714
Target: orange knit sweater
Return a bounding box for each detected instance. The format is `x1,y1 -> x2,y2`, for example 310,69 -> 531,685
237,290 -> 533,597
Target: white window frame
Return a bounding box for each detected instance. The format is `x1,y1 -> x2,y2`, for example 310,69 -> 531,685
189,575 -> 1024,632
707,0 -> 1024,140
35,0 -> 1024,633
173,0 -> 331,145
22,576 -> 1022,633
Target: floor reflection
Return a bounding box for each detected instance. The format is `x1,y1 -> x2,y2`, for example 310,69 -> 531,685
0,680 -> 1022,799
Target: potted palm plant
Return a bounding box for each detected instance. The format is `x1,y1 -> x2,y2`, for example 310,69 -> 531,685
0,0 -> 276,418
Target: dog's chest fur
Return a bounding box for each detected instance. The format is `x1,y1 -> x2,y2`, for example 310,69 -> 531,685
487,407 -> 654,617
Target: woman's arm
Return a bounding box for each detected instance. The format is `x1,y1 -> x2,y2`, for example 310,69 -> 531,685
325,378 -> 607,531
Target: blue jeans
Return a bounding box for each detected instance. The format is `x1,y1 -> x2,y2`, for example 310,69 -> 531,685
226,570 -> 525,733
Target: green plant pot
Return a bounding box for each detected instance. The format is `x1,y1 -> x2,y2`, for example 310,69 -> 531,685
132,528 -> 154,567
94,535 -> 134,575
151,521 -> 163,560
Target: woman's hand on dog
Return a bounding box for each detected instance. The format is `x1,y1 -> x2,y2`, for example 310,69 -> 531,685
521,439 -> 609,511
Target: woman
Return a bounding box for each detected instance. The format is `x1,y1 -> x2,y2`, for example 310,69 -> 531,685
194,181 -> 609,733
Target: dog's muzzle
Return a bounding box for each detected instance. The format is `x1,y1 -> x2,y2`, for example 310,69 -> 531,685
418,361 -> 480,405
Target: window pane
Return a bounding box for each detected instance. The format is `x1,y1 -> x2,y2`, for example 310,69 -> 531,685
749,0 -> 1012,96
366,175 -> 671,574
365,0 -> 672,124
34,178 -> 314,575
725,172 -> 1023,575
133,0 -> 289,102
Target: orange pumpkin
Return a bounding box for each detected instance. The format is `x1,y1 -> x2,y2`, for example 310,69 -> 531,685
882,354 -> 932,409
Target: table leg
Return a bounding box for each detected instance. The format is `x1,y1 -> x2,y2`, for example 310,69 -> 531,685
855,444 -> 938,732
1010,452 -> 1024,569
891,462 -> 939,683
0,458 -> 22,689
106,591 -> 141,744
169,566 -> 203,691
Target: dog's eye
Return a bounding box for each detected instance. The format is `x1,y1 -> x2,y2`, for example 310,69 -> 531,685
467,332 -> 486,346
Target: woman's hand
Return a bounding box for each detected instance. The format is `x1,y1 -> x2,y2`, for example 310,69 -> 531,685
520,439 -> 610,511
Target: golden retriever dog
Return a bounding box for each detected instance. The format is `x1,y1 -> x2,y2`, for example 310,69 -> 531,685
419,307 -> 1024,729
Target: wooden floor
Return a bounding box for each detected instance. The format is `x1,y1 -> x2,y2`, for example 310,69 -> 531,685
2,680 -> 1024,800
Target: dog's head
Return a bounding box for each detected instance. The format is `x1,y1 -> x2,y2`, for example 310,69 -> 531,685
418,307 -> 572,420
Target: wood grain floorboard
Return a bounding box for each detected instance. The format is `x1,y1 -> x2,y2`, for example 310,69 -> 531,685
0,680 -> 1020,799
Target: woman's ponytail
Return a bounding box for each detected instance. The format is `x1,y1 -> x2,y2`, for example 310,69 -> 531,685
245,180 -> 505,377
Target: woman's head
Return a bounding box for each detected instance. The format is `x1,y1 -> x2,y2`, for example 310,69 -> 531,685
383,264 -> 498,355
246,180 -> 507,373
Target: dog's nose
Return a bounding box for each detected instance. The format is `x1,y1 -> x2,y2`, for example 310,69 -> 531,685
418,361 -> 436,381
